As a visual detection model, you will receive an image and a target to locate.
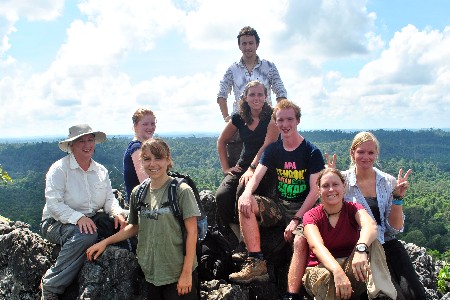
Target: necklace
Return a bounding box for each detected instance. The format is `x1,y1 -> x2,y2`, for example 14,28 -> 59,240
323,206 -> 342,217
323,205 -> 343,230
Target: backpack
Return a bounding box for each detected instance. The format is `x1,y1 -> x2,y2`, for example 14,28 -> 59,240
135,171 -> 208,255
198,226 -> 233,280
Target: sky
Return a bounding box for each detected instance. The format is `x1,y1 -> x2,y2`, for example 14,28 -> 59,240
1,0 -> 449,138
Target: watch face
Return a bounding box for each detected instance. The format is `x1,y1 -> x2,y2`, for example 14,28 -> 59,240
356,244 -> 368,252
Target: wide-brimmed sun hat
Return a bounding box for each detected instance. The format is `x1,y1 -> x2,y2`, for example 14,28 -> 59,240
58,124 -> 106,152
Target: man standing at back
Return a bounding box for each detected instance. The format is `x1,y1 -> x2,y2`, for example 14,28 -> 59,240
217,26 -> 287,166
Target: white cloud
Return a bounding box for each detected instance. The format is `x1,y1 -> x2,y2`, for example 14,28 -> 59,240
274,0 -> 380,60
319,25 -> 450,129
183,0 -> 288,50
0,0 -> 63,62
0,0 -> 62,21
0,0 -> 449,138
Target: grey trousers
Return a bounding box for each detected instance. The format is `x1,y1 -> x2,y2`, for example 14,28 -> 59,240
41,219 -> 98,294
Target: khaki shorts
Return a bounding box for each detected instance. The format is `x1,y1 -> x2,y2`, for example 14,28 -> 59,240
302,240 -> 397,300
254,195 -> 283,227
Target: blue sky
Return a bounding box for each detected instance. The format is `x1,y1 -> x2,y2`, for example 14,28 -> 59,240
1,0 -> 449,138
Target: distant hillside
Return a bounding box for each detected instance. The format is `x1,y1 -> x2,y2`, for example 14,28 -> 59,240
0,129 -> 449,259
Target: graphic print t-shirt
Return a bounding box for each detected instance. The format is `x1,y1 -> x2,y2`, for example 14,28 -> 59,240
260,139 -> 325,202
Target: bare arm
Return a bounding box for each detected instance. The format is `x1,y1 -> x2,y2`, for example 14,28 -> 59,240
217,121 -> 240,175
238,164 -> 268,218
86,223 -> 139,261
351,209 -> 377,282
355,209 -> 378,246
131,149 -> 148,183
304,224 -> 353,299
388,168 -> 412,230
177,216 -> 197,295
217,97 -> 230,121
296,172 -> 321,218
285,172 -> 321,241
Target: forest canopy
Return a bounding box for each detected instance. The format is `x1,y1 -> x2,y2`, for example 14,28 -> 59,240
0,129 -> 449,259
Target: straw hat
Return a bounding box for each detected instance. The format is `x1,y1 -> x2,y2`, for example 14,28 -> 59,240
58,124 -> 106,152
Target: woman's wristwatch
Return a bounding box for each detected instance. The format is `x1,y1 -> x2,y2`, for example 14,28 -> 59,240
355,243 -> 369,254
224,115 -> 231,122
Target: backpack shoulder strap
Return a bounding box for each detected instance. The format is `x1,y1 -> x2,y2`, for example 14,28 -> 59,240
135,178 -> 151,211
167,177 -> 188,255
168,171 -> 206,218
167,177 -> 184,220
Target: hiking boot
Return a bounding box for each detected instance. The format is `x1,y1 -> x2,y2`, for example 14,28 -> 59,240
228,257 -> 269,284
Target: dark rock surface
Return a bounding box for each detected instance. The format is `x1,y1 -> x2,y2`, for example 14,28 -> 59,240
0,191 -> 446,299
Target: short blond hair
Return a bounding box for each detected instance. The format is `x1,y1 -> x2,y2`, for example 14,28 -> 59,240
349,131 -> 380,167
272,99 -> 301,121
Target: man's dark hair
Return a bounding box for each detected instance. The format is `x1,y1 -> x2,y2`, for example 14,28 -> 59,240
237,26 -> 260,45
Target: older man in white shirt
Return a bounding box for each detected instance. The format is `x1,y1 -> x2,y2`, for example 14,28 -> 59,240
40,124 -> 126,300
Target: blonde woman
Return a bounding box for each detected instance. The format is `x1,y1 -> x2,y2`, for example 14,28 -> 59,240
341,131 -> 426,299
123,108 -> 156,204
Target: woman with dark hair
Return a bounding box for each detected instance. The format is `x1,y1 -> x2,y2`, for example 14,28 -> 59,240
88,138 -> 200,299
215,80 -> 278,241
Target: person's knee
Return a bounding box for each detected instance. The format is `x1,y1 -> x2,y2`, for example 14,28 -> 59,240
215,187 -> 234,208
77,232 -> 98,248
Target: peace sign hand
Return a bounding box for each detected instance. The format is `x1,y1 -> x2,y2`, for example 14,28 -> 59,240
325,153 -> 337,169
393,168 -> 412,198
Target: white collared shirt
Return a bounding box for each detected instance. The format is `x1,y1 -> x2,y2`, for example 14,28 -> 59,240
344,167 -> 405,243
42,153 -> 123,224
217,56 -> 287,114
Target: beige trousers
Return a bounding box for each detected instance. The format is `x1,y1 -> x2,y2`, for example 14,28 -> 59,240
303,240 -> 397,300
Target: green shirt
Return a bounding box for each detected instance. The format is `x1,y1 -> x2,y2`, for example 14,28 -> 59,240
129,177 -> 200,286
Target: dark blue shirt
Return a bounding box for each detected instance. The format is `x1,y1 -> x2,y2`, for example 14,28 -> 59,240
123,140 -> 142,203
260,139 -> 324,202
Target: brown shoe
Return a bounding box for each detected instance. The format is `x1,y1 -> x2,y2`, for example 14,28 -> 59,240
229,257 -> 269,284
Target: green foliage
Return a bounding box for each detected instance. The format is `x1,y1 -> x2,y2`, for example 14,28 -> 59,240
0,129 -> 449,258
0,165 -> 12,184
437,262 -> 450,294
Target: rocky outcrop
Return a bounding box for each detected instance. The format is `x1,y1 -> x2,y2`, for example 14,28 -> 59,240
0,220 -> 56,300
0,192 -> 447,300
